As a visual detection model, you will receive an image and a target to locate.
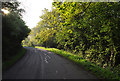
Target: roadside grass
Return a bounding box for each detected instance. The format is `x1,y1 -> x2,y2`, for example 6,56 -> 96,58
3,47 -> 26,71
22,45 -> 28,47
35,46 -> 120,80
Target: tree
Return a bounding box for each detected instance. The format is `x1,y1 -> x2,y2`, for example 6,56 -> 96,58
2,1 -> 30,60
24,2 -> 120,67
53,2 -> 120,67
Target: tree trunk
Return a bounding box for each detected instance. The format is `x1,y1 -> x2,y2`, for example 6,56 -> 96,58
115,53 -> 120,66
110,46 -> 115,67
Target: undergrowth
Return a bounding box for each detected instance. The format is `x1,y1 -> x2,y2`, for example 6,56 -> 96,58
3,47 -> 26,71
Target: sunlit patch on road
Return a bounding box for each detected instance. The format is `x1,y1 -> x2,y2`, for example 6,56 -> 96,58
46,55 -> 51,59
48,52 -> 53,54
44,57 -> 48,63
56,70 -> 58,74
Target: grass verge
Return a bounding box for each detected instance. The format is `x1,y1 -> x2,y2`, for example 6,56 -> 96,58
3,47 -> 26,72
35,46 -> 120,80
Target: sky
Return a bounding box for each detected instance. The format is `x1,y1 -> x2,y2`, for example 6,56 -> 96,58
19,0 -> 54,29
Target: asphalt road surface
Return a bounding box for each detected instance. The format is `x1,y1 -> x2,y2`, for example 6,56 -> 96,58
3,47 -> 98,79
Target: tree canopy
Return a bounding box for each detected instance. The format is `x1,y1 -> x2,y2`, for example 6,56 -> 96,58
23,2 -> 120,68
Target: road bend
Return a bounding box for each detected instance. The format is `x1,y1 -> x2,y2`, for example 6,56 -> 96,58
3,47 -> 98,79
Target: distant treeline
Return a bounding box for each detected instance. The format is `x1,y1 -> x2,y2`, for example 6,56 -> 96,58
22,2 -> 120,68
2,1 -> 31,61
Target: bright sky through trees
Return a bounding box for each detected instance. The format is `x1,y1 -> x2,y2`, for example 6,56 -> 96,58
19,0 -> 53,29
1,9 -> 10,14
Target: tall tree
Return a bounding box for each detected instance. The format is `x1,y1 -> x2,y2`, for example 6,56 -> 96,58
2,1 -> 30,60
